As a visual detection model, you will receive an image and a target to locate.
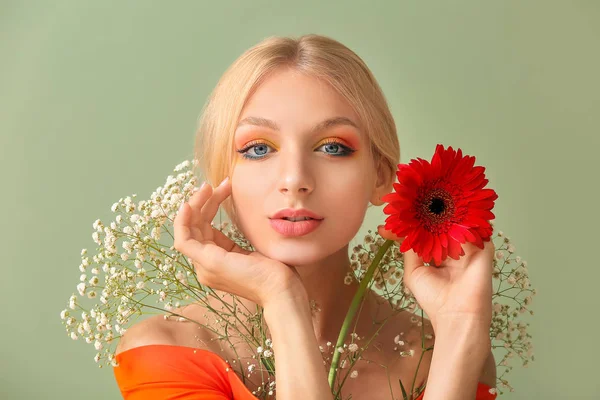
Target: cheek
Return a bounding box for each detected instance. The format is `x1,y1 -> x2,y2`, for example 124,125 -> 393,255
231,173 -> 267,217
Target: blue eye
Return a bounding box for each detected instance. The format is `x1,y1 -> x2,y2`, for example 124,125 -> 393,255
237,139 -> 356,160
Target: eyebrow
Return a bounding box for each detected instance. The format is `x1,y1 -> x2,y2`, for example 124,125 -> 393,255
236,116 -> 360,135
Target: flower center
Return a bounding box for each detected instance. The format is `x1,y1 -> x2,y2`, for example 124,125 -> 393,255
416,185 -> 456,233
429,197 -> 446,215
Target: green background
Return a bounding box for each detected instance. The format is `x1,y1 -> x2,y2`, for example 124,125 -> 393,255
2,0 -> 598,398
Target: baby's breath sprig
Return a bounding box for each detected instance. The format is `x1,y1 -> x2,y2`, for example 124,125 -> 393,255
61,159 -> 535,400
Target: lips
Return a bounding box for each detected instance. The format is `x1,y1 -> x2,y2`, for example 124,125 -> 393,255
281,217 -> 316,222
269,218 -> 323,237
270,208 -> 324,220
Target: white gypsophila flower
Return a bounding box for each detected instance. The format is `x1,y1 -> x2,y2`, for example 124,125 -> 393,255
174,160 -> 191,172
348,343 -> 359,352
344,274 -> 353,285
262,349 -> 273,358
60,309 -> 69,320
257,346 -> 263,354
350,370 -> 358,378
337,347 -> 344,354
265,338 -> 272,348
400,349 -> 415,357
87,291 -> 97,299
93,219 -> 103,231
495,251 -> 505,260
92,232 -> 101,245
94,340 -> 103,351
70,332 -> 78,340
77,282 -> 86,296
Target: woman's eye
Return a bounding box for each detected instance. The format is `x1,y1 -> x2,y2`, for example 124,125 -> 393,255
237,140 -> 355,160
317,142 -> 351,156
237,142 -> 273,159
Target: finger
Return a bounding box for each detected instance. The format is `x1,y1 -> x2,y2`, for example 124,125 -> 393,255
188,183 -> 213,238
183,235 -> 228,278
200,177 -> 231,238
174,200 -> 194,250
401,247 -> 423,278
175,201 -> 227,268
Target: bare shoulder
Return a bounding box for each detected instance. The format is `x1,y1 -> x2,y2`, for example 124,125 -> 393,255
114,302 -> 218,356
114,314 -> 177,356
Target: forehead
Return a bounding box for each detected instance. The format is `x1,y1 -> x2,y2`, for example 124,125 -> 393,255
236,68 -> 364,138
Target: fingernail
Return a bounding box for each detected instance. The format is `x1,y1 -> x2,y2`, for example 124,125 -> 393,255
178,201 -> 185,213
193,182 -> 206,193
219,176 -> 230,187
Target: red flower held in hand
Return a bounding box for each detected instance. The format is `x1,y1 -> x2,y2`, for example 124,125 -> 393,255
381,144 -> 498,267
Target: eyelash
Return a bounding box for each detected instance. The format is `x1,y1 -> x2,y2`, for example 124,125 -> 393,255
236,138 -> 356,160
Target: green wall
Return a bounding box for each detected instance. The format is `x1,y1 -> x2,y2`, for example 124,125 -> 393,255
1,1 -> 598,398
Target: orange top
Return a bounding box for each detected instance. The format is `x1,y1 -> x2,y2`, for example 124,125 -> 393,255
113,344 -> 497,399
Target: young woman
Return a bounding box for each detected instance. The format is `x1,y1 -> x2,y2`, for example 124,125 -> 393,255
113,34 -> 497,400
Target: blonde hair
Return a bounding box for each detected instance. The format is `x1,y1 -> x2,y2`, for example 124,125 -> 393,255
193,34 -> 400,228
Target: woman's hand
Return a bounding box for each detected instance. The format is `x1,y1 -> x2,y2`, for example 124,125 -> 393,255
377,225 -> 495,333
174,178 -> 306,308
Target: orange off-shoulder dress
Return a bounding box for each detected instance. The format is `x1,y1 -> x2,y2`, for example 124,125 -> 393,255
113,344 -> 498,399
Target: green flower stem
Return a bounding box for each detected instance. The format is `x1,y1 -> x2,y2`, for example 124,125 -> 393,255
328,239 -> 395,395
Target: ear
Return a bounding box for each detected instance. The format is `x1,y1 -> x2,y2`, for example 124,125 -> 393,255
370,159 -> 395,206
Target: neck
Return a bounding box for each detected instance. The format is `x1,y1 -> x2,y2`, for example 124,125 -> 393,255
294,244 -> 373,343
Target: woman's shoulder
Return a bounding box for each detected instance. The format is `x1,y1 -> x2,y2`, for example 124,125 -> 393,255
114,314 -> 175,357
112,303 -> 261,400
114,303 -> 211,357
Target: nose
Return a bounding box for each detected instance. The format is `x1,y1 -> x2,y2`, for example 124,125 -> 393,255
277,151 -> 315,196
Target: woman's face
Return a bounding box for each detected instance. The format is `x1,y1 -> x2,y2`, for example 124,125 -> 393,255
231,67 -> 380,266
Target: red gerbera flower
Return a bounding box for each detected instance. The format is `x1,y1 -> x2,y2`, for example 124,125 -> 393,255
381,144 -> 498,267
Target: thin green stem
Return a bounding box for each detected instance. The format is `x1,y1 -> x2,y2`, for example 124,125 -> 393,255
328,239 -> 394,391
